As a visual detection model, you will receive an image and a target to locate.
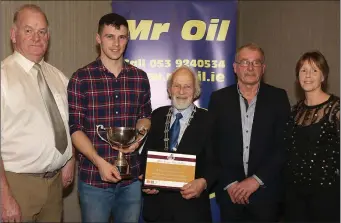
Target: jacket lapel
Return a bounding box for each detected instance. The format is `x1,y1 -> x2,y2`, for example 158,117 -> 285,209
176,110 -> 199,154
230,86 -> 244,155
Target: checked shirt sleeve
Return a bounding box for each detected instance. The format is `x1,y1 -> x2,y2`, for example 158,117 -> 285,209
67,71 -> 87,135
138,71 -> 152,120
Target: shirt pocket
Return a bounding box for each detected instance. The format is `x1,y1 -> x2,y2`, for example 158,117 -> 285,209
54,93 -> 68,122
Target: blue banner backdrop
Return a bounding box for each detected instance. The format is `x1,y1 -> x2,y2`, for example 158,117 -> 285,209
112,0 -> 237,109
112,1 -> 237,222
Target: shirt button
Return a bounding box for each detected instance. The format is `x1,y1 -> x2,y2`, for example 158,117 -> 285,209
246,115 -> 249,118
246,130 -> 249,133
115,111 -> 118,114
246,146 -> 249,149
115,95 -> 118,98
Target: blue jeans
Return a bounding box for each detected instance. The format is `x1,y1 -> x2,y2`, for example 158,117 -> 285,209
78,179 -> 142,223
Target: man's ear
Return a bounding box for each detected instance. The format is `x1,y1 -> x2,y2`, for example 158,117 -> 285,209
233,62 -> 237,73
46,30 -> 50,41
96,33 -> 101,45
10,26 -> 17,44
262,64 -> 266,74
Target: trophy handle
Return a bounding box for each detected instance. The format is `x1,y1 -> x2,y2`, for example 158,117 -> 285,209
135,127 -> 149,144
96,125 -> 113,147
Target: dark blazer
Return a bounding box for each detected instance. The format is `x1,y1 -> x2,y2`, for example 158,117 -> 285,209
141,106 -> 218,222
208,82 -> 290,206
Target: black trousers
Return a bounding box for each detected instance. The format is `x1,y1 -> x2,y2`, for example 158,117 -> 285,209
220,202 -> 280,223
284,184 -> 340,222
143,192 -> 212,223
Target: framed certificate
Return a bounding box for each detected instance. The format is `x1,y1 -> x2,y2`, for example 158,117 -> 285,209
143,151 -> 196,190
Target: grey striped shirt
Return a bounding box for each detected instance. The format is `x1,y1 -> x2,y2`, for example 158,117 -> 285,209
223,84 -> 264,191
238,85 -> 257,176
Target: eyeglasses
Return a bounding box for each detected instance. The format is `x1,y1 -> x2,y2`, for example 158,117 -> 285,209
235,60 -> 263,67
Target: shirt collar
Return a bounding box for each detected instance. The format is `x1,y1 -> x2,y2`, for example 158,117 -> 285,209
237,83 -> 260,98
172,103 -> 195,120
13,51 -> 44,73
96,57 -> 129,75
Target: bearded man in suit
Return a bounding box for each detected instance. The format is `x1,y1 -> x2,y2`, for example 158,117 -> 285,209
140,66 -> 218,222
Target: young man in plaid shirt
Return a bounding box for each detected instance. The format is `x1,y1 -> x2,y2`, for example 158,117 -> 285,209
67,13 -> 152,223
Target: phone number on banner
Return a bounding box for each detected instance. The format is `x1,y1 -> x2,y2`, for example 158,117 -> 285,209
152,59 -> 225,68
126,59 -> 226,69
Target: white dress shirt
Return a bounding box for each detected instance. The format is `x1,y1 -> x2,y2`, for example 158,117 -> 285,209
1,51 -> 72,173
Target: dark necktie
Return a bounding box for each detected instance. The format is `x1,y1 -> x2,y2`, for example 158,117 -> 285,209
34,64 -> 67,154
169,113 -> 183,152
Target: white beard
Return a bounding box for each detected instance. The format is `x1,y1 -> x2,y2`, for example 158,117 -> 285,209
171,96 -> 192,110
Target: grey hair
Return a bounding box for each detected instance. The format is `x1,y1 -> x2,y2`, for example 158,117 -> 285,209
13,4 -> 49,26
235,42 -> 265,63
167,65 -> 201,100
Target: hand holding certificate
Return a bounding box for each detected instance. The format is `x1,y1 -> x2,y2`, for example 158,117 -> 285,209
180,178 -> 207,199
143,151 -> 196,190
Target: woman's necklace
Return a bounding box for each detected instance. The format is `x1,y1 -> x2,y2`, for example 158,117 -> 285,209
163,105 -> 197,151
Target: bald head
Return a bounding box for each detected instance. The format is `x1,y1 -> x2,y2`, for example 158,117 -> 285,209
13,4 -> 48,26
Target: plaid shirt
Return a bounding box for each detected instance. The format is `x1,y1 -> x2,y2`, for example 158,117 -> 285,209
68,58 -> 152,188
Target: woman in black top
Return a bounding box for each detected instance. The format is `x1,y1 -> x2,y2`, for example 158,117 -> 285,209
284,51 -> 340,222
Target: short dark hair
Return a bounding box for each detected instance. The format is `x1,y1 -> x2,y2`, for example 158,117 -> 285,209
98,13 -> 129,34
295,51 -> 329,89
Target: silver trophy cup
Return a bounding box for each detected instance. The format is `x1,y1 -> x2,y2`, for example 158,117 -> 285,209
96,125 -> 148,179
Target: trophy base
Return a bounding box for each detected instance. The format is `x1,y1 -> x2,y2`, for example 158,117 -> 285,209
120,173 -> 133,180
117,166 -> 132,180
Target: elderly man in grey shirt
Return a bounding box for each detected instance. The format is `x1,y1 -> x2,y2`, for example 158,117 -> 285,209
208,43 -> 290,222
